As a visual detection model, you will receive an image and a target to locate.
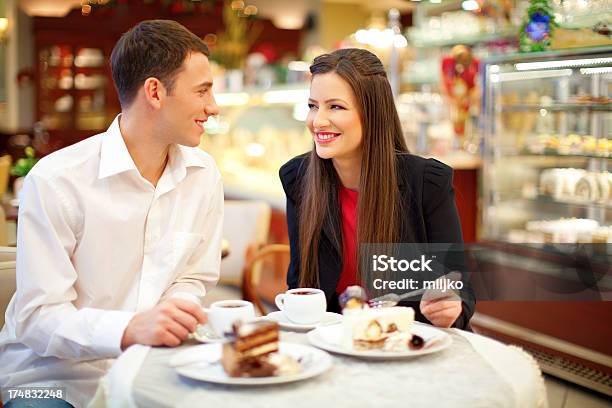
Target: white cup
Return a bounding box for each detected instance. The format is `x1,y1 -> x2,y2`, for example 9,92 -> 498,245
274,288 -> 327,324
204,300 -> 255,336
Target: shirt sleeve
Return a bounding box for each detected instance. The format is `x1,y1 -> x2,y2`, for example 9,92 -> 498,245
162,175 -> 223,304
11,172 -> 135,360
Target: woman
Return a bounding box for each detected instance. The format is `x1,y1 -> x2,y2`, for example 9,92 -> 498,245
279,48 -> 474,329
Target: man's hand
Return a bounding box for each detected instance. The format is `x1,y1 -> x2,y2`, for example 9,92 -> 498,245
121,298 -> 207,350
420,298 -> 462,328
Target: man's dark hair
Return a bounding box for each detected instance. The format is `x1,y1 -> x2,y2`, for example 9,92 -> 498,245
110,19 -> 210,108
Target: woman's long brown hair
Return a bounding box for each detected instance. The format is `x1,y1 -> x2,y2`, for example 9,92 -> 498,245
298,48 -> 409,288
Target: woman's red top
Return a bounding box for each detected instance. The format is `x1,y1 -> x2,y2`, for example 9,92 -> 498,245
336,185 -> 359,294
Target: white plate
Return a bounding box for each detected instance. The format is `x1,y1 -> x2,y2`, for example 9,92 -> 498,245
172,342 -> 333,385
307,322 -> 452,359
263,311 -> 343,331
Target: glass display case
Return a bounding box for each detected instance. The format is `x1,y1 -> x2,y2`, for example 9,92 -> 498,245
481,47 -> 611,244
35,37 -> 119,154
38,45 -> 113,131
476,48 -> 612,394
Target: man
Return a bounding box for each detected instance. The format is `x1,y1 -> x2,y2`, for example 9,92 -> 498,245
0,20 -> 221,407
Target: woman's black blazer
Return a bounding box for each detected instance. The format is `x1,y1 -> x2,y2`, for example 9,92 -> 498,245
279,152 -> 475,330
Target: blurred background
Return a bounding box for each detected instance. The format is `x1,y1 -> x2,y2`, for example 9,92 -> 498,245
0,1 -> 610,405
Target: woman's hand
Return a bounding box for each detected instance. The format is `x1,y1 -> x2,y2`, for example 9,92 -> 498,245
420,297 -> 462,328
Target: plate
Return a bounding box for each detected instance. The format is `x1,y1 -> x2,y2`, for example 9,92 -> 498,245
307,322 -> 452,359
172,342 -> 333,385
263,311 -> 343,331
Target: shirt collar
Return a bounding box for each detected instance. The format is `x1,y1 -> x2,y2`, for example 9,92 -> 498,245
98,115 -> 208,180
98,115 -> 138,179
174,144 -> 208,170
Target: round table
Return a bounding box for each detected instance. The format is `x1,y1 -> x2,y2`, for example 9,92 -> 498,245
92,327 -> 547,408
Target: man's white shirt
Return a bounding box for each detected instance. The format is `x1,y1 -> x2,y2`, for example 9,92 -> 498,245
0,116 -> 223,407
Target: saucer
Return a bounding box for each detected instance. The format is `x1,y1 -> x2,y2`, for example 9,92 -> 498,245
264,311 -> 343,332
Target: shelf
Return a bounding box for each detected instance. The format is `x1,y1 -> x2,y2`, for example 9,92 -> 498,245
73,66 -> 107,74
523,194 -> 612,210
408,31 -> 516,48
518,151 -> 611,160
494,192 -> 612,211
502,103 -> 612,112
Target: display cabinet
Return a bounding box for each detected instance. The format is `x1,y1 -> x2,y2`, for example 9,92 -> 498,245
481,47 -> 611,244
475,47 -> 612,395
35,36 -> 120,154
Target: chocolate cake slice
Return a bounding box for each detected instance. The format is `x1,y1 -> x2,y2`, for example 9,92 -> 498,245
222,320 -> 280,377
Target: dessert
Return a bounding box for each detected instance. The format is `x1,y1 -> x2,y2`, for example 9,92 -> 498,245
525,218 -> 600,244
526,134 -> 611,158
221,320 -> 301,377
574,173 -> 600,202
339,286 -> 423,352
539,168 -> 585,199
538,169 -> 611,203
344,307 -> 416,351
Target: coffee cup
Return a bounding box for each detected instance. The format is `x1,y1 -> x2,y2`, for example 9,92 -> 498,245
274,288 -> 326,324
204,300 -> 255,337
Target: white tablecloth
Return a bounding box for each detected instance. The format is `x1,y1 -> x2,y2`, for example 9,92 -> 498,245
90,328 -> 547,408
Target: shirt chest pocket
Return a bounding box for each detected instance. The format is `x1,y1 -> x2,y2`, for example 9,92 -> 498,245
171,232 -> 204,267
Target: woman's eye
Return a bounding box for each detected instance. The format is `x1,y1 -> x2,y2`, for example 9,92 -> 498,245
308,103 -> 318,110
331,104 -> 345,110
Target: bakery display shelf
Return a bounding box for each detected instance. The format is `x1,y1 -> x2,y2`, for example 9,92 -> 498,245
502,103 -> 612,112
526,194 -> 612,210
409,31 -> 516,49
518,151 -> 612,160
496,193 -> 612,210
495,153 -> 588,167
482,48 -> 612,243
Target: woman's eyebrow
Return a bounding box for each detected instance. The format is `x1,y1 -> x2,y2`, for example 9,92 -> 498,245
325,98 -> 347,104
308,98 -> 348,104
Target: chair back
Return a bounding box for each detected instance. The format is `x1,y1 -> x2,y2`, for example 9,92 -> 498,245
0,155 -> 11,200
242,244 -> 289,315
0,246 -> 16,328
220,200 -> 271,286
0,205 -> 7,246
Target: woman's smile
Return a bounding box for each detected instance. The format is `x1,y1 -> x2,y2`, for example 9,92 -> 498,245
315,131 -> 341,144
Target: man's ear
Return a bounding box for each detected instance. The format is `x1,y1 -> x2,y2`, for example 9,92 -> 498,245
143,77 -> 166,109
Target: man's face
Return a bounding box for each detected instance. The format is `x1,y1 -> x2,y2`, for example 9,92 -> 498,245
159,52 -> 219,147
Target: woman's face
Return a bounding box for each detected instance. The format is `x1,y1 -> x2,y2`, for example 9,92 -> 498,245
307,72 -> 363,163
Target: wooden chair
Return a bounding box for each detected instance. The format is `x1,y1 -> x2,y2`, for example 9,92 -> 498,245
0,205 -> 8,246
0,154 -> 12,201
0,246 -> 17,328
242,244 -> 290,315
